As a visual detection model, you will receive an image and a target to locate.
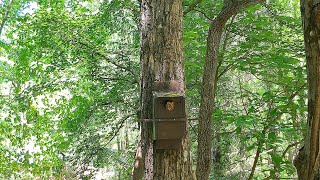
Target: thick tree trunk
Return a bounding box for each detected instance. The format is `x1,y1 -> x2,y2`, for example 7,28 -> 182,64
294,0 -> 320,179
132,0 -> 193,179
196,1 -> 265,179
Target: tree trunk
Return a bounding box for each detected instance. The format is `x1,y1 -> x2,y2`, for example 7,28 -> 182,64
196,17 -> 225,180
132,0 -> 193,179
294,0 -> 320,179
196,1 -> 265,179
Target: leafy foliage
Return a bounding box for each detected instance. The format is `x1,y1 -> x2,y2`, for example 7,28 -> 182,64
1,0 -> 139,178
184,1 -> 305,179
0,0 -> 306,179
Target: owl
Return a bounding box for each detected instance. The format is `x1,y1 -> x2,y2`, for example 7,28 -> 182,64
165,101 -> 175,111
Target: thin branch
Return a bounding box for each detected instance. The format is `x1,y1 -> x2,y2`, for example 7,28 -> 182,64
78,41 -> 137,76
106,114 -> 134,145
183,0 -> 204,15
262,3 -> 300,30
212,128 -> 238,139
0,0 -> 13,37
96,76 -> 138,84
238,73 -> 248,115
193,9 -> 213,21
282,141 -> 301,157
252,74 -> 282,85
188,121 -> 197,137
217,61 -> 236,80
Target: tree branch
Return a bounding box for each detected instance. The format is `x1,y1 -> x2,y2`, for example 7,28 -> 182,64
106,114 -> 134,145
193,9 -> 213,21
217,61 -> 236,79
183,0 -> 204,15
0,0 -> 13,37
78,41 -> 137,76
282,141 -> 301,157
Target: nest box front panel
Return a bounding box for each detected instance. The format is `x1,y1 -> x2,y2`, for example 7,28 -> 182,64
156,121 -> 186,140
153,96 -> 185,119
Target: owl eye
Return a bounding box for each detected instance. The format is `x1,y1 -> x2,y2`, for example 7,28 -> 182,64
165,101 -> 175,111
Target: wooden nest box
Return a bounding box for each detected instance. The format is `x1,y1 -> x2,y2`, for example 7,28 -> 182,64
153,92 -> 186,149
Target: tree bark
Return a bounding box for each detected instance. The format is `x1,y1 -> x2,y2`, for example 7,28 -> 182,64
132,0 -> 193,179
196,1 -> 265,179
294,0 -> 320,179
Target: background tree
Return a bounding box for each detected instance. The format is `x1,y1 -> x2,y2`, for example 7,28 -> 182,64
294,0 -> 320,179
186,1 -> 265,179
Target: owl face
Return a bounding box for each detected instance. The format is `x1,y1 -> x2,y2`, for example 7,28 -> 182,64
165,101 -> 175,111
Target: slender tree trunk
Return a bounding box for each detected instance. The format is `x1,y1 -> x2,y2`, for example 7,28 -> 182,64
294,0 -> 320,179
196,1 -> 265,179
248,143 -> 262,180
132,0 -> 193,179
196,16 -> 225,180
